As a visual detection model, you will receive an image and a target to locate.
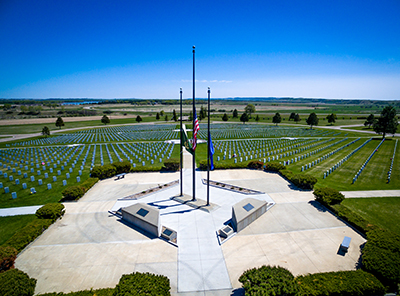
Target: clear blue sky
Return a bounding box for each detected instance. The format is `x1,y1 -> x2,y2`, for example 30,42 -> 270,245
1,0 -> 399,100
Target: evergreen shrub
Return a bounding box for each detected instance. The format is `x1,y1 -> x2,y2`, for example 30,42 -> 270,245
247,160 -> 264,170
113,272 -> 170,296
0,269 -> 36,296
239,265 -> 298,296
0,246 -> 18,272
313,187 -> 345,205
296,270 -> 385,296
162,159 -> 180,171
35,203 -> 65,222
4,219 -> 52,252
362,228 -> 400,289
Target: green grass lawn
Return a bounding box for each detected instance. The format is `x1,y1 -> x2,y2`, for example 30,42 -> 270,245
342,197 -> 400,236
0,214 -> 37,245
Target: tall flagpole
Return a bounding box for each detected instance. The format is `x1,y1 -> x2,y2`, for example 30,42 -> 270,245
192,45 -> 196,201
180,88 -> 183,196
207,87 -> 210,206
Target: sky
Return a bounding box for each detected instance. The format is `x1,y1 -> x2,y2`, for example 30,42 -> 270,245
0,0 -> 400,100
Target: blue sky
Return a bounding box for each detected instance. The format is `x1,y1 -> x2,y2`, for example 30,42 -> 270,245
0,0 -> 399,100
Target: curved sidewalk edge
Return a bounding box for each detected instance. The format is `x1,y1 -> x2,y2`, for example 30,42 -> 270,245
0,205 -> 43,217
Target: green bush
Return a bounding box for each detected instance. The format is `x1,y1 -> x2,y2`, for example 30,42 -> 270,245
38,288 -> 114,296
362,228 -> 400,289
296,270 -> 385,296
0,269 -> 36,296
62,186 -> 85,201
239,265 -> 298,296
0,246 -> 18,272
113,272 -> 170,296
35,203 -> 65,222
112,161 -> 131,174
247,160 -> 264,170
162,158 -> 180,171
4,219 -> 53,252
280,169 -> 317,189
90,164 -> 116,180
198,159 -> 248,170
314,187 -> 345,205
80,177 -> 99,192
264,162 -> 285,172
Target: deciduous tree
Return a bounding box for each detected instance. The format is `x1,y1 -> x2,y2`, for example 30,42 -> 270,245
233,109 -> 238,118
222,113 -> 228,121
364,114 -> 375,128
306,112 -> 319,129
373,106 -> 398,138
240,113 -> 249,124
245,104 -> 256,118
41,126 -> 50,137
272,113 -> 281,126
55,116 -> 64,129
101,115 -> 110,125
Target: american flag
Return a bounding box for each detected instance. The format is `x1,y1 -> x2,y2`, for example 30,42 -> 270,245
192,108 -> 200,150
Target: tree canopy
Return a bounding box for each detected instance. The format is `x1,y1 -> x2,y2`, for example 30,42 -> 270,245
306,112 -> 319,129
289,112 -> 296,121
294,113 -> 301,123
326,113 -> 337,124
364,114 -> 375,128
55,117 -> 64,129
42,126 -> 50,137
373,106 -> 398,138
156,112 -> 160,120
272,113 -> 281,126
136,115 -> 142,123
244,104 -> 256,118
222,113 -> 228,121
240,113 -> 249,124
233,109 -> 238,118
101,115 -> 110,125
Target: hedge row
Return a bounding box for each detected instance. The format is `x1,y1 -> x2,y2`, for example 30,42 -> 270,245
61,177 -> 99,201
35,203 -> 65,222
3,218 -> 53,252
362,228 -> 400,289
239,265 -> 386,296
0,246 -> 18,272
90,161 -> 131,180
279,169 -> 317,190
161,159 -> 180,171
0,269 -> 36,296
38,289 -> 113,296
313,187 -> 345,206
296,270 -> 385,296
198,159 -> 248,170
330,203 -> 375,234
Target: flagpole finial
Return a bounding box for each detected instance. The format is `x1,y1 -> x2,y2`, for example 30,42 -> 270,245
180,88 -> 182,92
192,45 -> 195,53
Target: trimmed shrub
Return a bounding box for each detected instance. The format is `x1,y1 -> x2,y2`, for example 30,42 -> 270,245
280,169 -> 317,190
199,159 -> 248,171
0,269 -> 36,296
113,272 -> 170,296
247,160 -> 264,170
0,246 -> 18,272
112,161 -> 131,174
4,219 -> 53,252
362,228 -> 400,289
80,177 -> 99,192
90,164 -> 116,180
239,265 -> 298,296
62,186 -> 85,201
264,162 -> 285,172
162,158 -> 180,171
35,203 -> 65,222
296,270 -> 385,296
314,187 -> 345,205
38,288 -> 114,296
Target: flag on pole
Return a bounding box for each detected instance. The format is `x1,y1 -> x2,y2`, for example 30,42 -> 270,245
182,128 -> 194,155
208,131 -> 214,170
192,108 -> 200,150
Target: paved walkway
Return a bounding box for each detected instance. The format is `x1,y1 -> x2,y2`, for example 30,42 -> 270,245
341,190 -> 400,198
0,205 -> 42,217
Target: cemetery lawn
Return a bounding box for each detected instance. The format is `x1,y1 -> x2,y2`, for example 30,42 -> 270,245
0,214 -> 37,245
342,197 -> 400,236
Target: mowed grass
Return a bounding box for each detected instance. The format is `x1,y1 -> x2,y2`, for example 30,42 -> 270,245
342,197 -> 400,236
305,139 -> 400,190
0,214 -> 37,245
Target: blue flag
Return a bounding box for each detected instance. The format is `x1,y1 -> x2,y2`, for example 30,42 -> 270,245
208,131 -> 214,170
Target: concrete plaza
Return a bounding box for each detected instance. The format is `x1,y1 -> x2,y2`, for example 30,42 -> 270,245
15,157 -> 365,295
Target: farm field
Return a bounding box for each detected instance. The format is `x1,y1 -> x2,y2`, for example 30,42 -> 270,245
342,197 -> 400,236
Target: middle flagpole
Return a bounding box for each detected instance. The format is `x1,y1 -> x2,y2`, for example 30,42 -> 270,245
180,87 -> 183,196
192,45 -> 196,201
207,87 -> 210,206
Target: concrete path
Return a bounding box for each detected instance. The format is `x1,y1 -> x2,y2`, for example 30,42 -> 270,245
341,190 -> 400,198
0,205 -> 42,217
